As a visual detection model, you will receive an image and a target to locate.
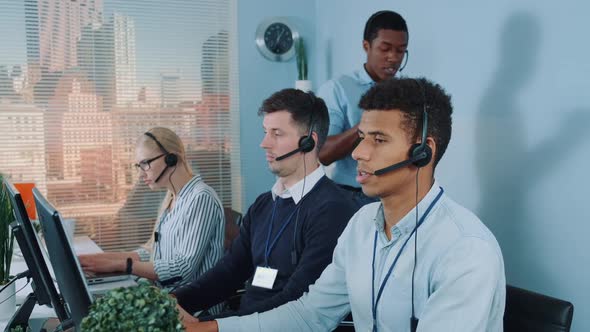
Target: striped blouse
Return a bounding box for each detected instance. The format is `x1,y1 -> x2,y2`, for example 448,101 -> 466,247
137,175 -> 225,288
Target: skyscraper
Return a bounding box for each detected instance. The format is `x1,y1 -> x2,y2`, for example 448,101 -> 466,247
112,13 -> 137,107
25,0 -> 103,73
78,13 -> 138,111
160,73 -> 181,108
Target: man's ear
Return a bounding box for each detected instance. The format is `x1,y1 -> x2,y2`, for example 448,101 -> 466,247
362,40 -> 370,54
311,131 -> 319,151
426,137 -> 437,165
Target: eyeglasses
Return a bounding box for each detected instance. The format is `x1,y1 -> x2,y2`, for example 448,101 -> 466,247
134,153 -> 166,171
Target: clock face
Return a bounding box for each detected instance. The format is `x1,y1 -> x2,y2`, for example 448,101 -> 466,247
264,23 -> 293,55
256,18 -> 299,61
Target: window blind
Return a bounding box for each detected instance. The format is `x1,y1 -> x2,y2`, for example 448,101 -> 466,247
0,0 -> 241,251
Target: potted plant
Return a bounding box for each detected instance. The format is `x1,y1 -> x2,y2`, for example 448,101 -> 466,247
0,173 -> 16,320
81,281 -> 185,331
294,37 -> 312,92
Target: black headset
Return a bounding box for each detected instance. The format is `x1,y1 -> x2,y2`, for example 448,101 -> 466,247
272,92 -> 318,266
372,107 -> 431,176
410,79 -> 431,332
144,132 -> 178,183
297,112 -> 316,154
410,110 -> 432,168
144,132 -> 178,167
370,79 -> 432,332
274,94 -> 316,161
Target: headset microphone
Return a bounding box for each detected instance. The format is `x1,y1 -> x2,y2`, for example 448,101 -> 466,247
368,79 -> 432,332
398,50 -> 409,73
275,144 -> 306,161
143,131 -> 178,183
372,108 -> 431,177
373,148 -> 428,176
154,165 -> 169,183
273,95 -> 316,162
274,134 -> 315,161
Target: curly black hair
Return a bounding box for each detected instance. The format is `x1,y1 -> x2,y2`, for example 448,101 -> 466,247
358,77 -> 453,167
258,89 -> 330,151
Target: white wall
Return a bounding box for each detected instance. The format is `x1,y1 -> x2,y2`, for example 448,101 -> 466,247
315,1 -> 590,331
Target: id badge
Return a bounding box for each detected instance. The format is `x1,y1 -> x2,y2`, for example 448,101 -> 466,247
252,266 -> 278,289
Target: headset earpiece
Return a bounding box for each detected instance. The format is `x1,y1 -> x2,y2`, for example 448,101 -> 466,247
410,78 -> 431,168
164,153 -> 178,167
144,131 -> 178,167
299,92 -> 316,154
274,92 -> 317,161
298,135 -> 315,153
410,143 -> 432,168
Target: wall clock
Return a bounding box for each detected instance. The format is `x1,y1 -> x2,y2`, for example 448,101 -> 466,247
255,17 -> 299,62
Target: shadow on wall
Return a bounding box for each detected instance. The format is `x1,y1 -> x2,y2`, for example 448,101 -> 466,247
475,11 -> 589,290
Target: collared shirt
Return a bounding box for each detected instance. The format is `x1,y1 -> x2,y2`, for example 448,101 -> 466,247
271,166 -> 325,204
317,66 -> 374,188
172,171 -> 358,319
137,175 -> 225,288
217,181 -> 506,332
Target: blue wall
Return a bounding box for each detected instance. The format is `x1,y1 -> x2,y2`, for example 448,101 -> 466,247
238,0 -> 317,207
313,1 -> 590,331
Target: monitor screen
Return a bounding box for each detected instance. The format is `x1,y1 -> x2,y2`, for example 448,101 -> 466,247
3,179 -> 69,321
33,187 -> 92,330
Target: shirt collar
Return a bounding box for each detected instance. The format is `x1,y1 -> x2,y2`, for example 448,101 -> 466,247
271,166 -> 325,204
356,64 -> 376,86
373,180 -> 444,237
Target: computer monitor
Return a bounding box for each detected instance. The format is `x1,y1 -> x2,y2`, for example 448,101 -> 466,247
33,187 -> 93,331
3,179 -> 69,323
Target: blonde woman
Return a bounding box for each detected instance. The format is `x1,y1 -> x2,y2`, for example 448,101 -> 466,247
79,127 -> 225,289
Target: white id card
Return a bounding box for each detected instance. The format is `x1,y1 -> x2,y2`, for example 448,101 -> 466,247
252,266 -> 278,289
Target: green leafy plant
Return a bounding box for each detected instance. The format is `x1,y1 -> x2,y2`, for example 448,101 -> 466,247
0,173 -> 15,285
295,37 -> 308,81
81,281 -> 185,332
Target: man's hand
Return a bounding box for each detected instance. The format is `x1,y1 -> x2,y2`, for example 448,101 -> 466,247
177,305 -> 220,332
177,304 -> 199,324
183,320 -> 219,332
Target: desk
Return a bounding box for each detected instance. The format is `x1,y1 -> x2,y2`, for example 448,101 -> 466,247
0,237 -> 136,331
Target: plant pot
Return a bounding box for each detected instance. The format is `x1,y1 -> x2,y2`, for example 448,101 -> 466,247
295,80 -> 312,92
0,280 -> 16,320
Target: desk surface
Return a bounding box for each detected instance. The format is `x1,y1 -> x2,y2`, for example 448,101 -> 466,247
0,236 -> 136,330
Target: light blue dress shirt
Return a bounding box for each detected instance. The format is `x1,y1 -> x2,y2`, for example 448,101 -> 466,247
317,67 -> 374,188
217,181 -> 506,332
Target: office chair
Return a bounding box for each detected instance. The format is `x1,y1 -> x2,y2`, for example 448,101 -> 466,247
333,313 -> 354,332
333,284 -> 575,332
223,207 -> 242,252
504,284 -> 574,332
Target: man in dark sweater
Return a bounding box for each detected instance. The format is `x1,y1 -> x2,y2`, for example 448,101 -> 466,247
173,88 -> 358,321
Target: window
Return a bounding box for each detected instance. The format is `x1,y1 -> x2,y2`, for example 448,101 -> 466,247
0,0 -> 241,251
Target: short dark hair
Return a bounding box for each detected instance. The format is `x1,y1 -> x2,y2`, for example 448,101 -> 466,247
363,10 -> 408,44
258,89 -> 330,151
358,77 -> 453,167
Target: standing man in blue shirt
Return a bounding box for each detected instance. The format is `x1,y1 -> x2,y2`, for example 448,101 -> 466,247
318,10 -> 409,207
173,89 -> 358,322
185,77 -> 506,332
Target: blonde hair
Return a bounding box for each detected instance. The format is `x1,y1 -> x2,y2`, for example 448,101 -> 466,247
137,127 -> 194,256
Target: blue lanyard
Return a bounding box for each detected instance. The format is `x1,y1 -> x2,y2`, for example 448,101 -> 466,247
371,188 -> 444,332
264,199 -> 300,266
